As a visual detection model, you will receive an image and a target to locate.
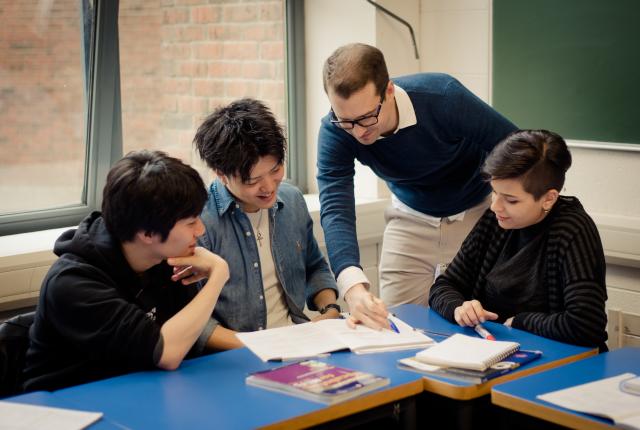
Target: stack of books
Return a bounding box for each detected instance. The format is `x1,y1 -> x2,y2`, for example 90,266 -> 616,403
397,333 -> 542,384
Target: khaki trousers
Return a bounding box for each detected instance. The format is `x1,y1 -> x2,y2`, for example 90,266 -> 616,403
379,196 -> 491,307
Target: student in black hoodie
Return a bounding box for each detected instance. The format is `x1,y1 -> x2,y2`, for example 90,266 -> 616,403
22,150 -> 229,392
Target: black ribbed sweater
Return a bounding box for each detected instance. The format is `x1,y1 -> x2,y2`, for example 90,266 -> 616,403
429,196 -> 608,349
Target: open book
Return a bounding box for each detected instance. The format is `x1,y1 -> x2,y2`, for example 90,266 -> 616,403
235,316 -> 434,362
413,333 -> 520,371
537,373 -> 640,430
246,360 -> 389,404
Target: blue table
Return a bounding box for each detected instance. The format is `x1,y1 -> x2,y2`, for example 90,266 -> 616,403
3,305 -> 599,429
51,344 -> 424,429
392,304 -> 597,400
491,347 -> 640,430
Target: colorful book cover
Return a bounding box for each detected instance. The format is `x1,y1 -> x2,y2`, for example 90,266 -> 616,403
246,360 -> 390,404
442,349 -> 543,382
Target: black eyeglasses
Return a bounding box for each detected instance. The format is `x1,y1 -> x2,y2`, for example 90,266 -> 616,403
330,103 -> 383,130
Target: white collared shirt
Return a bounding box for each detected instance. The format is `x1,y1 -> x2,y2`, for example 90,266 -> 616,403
390,84 -> 417,132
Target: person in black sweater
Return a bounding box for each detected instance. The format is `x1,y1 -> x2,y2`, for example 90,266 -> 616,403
429,130 -> 608,350
23,150 -> 230,391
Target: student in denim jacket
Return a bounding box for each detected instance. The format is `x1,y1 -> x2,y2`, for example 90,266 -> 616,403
193,98 -> 340,350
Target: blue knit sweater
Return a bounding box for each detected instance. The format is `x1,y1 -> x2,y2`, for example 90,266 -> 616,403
317,73 -> 517,277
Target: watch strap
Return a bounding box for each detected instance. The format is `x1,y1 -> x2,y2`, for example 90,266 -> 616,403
320,303 -> 341,314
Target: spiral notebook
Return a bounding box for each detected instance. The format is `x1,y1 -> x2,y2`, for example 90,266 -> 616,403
414,333 -> 520,371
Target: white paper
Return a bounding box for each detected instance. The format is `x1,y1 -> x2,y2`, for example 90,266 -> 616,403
0,401 -> 102,430
235,322 -> 347,361
537,373 -> 640,428
236,317 -> 434,362
319,316 -> 434,354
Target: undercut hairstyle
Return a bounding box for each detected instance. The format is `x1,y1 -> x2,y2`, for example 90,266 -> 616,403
483,129 -> 572,200
193,98 -> 286,183
102,150 -> 207,242
323,43 -> 389,100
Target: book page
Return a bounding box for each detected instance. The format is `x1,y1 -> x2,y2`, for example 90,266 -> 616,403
537,373 -> 640,424
316,317 -> 434,354
235,322 -> 347,361
0,401 -> 102,430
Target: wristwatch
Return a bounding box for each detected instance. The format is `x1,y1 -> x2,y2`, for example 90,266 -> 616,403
319,303 -> 341,315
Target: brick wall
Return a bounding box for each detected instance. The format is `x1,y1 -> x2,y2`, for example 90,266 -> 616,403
0,0 -> 85,164
119,0 -> 286,169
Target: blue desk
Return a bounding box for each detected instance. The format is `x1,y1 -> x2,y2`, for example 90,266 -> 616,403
491,347 -> 640,430
2,391 -> 122,429
392,305 -> 597,400
51,346 -> 424,429
3,305 -> 598,429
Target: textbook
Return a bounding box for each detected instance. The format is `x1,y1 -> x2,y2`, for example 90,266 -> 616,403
235,316 -> 434,362
246,360 -> 390,404
413,333 -> 520,371
398,349 -> 542,384
537,373 -> 640,430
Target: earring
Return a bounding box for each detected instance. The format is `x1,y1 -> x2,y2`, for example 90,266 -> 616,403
543,208 -> 551,213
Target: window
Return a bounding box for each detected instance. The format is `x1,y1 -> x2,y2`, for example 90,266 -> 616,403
0,0 -> 304,236
0,0 -> 97,235
118,0 -> 299,185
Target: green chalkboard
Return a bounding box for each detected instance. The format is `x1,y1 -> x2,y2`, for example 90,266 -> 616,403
493,0 -> 640,144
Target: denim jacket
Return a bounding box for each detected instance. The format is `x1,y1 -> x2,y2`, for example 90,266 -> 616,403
198,180 -> 338,332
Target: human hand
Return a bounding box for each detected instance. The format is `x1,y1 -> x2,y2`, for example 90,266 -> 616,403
344,284 -> 389,330
167,247 -> 229,285
453,299 -> 499,327
504,317 -> 514,327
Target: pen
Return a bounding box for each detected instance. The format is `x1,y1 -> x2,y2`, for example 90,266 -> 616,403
474,324 -> 495,341
269,353 -> 330,363
388,318 -> 400,334
173,265 -> 193,278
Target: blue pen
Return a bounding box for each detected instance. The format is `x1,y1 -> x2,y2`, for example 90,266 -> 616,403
388,318 -> 400,334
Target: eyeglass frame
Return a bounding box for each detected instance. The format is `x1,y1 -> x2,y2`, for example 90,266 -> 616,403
330,100 -> 384,130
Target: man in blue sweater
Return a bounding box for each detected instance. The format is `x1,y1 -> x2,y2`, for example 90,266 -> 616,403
318,43 -> 517,329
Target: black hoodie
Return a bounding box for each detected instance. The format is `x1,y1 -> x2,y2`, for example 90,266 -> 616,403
22,212 -> 199,392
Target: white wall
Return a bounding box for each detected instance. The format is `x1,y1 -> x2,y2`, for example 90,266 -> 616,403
304,0 -> 421,197
304,0 -> 375,195
420,0 -> 491,101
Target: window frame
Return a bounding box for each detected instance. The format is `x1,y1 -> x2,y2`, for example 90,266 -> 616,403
285,0 -> 307,193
